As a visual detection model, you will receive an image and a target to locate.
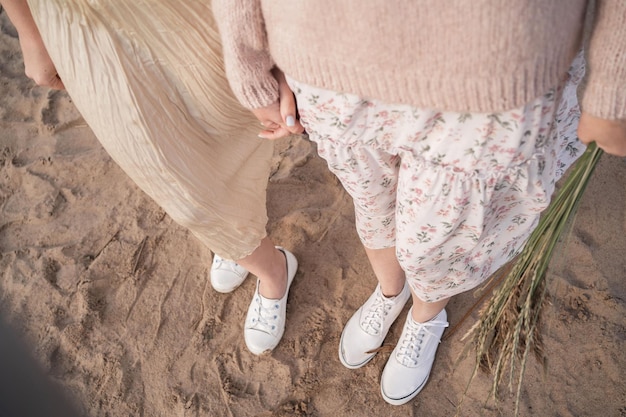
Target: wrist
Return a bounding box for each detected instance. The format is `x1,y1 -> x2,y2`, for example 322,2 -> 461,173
17,23 -> 45,48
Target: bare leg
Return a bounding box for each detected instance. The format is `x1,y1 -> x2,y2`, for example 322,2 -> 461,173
364,246 -> 405,297
364,245 -> 449,321
410,293 -> 449,322
236,237 -> 287,299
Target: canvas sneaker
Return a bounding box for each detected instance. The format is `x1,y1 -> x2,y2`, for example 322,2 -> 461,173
244,248 -> 298,355
210,254 -> 249,293
338,282 -> 411,369
380,307 -> 449,405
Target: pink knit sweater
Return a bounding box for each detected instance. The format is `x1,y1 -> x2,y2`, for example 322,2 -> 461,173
213,0 -> 626,119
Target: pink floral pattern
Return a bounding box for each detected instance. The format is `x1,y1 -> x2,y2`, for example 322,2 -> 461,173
287,52 -> 586,302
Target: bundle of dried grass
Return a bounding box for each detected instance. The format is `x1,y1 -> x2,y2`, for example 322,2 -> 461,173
459,142 -> 603,416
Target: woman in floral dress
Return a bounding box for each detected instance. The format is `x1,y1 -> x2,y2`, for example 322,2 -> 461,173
214,0 -> 626,405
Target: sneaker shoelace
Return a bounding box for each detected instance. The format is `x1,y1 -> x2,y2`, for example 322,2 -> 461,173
249,295 -> 281,334
213,257 -> 244,276
361,291 -> 396,336
396,317 -> 449,367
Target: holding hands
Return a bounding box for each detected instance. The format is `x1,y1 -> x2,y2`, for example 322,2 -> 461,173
251,69 -> 304,140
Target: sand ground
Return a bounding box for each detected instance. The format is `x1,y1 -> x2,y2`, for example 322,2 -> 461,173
1,11 -> 625,417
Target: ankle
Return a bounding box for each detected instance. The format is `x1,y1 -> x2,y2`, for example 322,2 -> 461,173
410,308 -> 443,324
380,283 -> 405,299
258,249 -> 287,299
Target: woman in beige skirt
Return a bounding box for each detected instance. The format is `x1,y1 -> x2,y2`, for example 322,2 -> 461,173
1,0 -> 304,355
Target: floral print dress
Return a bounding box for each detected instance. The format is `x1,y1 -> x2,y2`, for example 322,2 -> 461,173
287,52 -> 585,302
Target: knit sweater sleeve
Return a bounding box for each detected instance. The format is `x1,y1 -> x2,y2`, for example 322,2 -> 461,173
582,0 -> 626,120
212,0 -> 278,109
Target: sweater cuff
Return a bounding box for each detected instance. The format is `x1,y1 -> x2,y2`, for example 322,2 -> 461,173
582,78 -> 626,121
233,71 -> 280,110
581,0 -> 626,120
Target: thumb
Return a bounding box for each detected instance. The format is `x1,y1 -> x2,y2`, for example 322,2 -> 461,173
275,72 -> 304,134
278,91 -> 304,134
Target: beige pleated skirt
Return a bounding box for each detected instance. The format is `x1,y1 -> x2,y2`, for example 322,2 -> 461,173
27,0 -> 273,260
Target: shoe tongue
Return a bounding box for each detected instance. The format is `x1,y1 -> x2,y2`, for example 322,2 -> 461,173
407,313 -> 448,342
412,309 -> 446,325
257,293 -> 280,308
361,301 -> 386,334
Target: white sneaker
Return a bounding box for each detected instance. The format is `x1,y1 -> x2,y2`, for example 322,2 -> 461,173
338,283 -> 411,369
244,247 -> 298,355
210,254 -> 249,293
380,307 -> 449,405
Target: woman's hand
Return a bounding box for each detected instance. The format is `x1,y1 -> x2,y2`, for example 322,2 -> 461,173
19,37 -> 65,90
251,68 -> 304,140
19,31 -> 65,90
578,112 -> 626,157
1,0 -> 64,89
